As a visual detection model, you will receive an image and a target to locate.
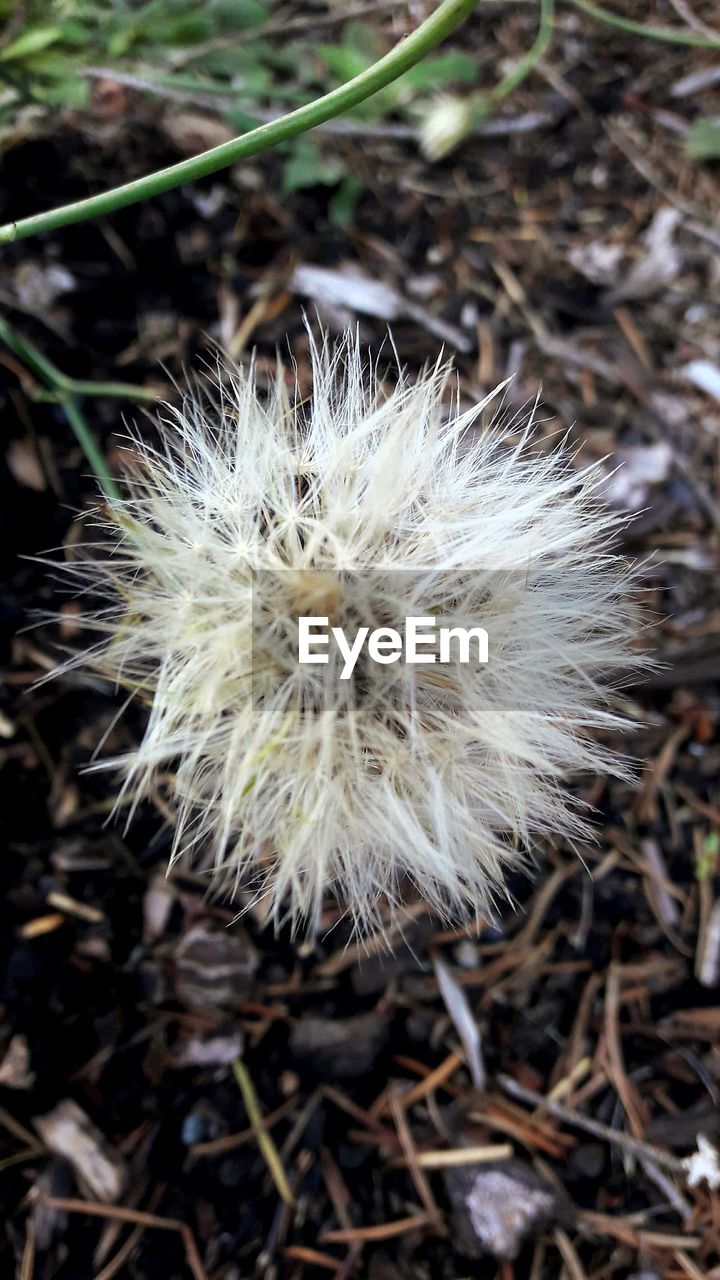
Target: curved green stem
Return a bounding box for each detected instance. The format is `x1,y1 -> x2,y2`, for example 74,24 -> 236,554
567,0 -> 720,48
41,377 -> 159,403
0,0 -> 478,245
0,316 -> 151,500
488,0 -> 554,107
0,317 -> 156,398
61,397 -> 121,502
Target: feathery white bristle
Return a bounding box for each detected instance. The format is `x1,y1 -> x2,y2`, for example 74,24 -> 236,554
55,332 -> 643,938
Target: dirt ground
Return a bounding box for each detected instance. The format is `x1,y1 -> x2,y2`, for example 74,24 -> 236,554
1,3 -> 720,1277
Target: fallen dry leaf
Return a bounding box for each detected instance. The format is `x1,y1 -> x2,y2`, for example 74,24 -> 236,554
603,442 -> 673,512
682,359 -> 720,403
34,1100 -> 126,1204
7,438 -> 46,492
444,1157 -> 572,1260
161,111 -> 235,156
606,207 -> 682,303
0,1034 -> 34,1089
567,239 -> 624,287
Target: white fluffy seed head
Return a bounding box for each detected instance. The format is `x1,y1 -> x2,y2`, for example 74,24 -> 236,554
56,332 -> 644,938
420,95 -> 475,160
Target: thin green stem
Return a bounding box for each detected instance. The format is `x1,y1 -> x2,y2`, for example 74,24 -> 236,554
567,0 -> 720,48
488,0 -> 554,106
62,397 -> 121,502
0,316 -> 71,388
0,318 -> 157,402
47,378 -> 159,403
0,317 -> 142,501
0,0 -> 478,245
232,1060 -> 294,1206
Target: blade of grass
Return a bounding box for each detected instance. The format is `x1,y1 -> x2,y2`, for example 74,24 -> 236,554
61,397 -> 121,502
232,1058 -> 295,1207
488,0 -> 554,107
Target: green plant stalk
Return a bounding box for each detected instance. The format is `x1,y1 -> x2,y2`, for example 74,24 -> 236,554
62,396 -> 121,501
0,0 -> 478,245
568,0 -> 720,48
39,377 -> 158,402
0,317 -> 158,402
232,1060 -> 294,1206
0,316 -> 147,500
488,0 -> 554,107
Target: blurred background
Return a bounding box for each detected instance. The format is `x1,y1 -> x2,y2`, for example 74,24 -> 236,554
1,3 -> 719,1277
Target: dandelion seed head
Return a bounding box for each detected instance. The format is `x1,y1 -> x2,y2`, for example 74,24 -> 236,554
420,95 -> 475,161
57,332 -> 643,938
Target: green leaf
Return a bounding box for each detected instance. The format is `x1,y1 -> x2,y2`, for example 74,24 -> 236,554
0,25 -> 63,61
209,0 -> 269,31
282,137 -> 345,193
329,174 -> 361,226
317,42 -> 374,84
106,26 -> 139,57
234,64 -> 274,96
17,50 -> 82,78
37,76 -> 91,108
55,21 -> 94,47
225,107 -> 262,133
395,50 -> 480,94
340,20 -> 384,60
201,43 -> 271,79
686,118 -> 720,161
143,15 -> 214,48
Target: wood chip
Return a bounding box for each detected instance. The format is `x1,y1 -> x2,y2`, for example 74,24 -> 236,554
33,1101 -> 126,1204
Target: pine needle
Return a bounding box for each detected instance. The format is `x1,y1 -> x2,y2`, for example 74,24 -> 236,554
232,1059 -> 295,1206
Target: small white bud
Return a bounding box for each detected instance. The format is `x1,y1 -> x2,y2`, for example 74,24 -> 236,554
420,95 -> 475,160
